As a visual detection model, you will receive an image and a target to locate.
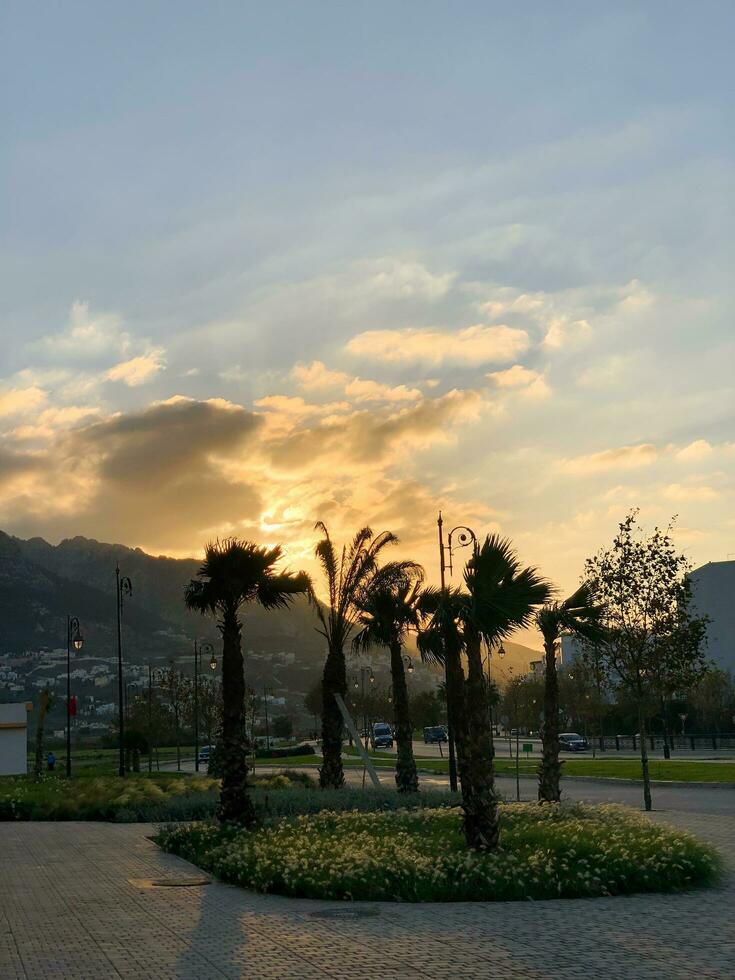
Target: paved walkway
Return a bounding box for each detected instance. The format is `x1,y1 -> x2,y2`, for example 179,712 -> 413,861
1,799 -> 734,979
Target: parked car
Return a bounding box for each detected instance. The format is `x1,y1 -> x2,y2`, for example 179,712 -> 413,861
197,745 -> 212,764
559,732 -> 589,752
371,722 -> 394,749
423,726 -> 448,744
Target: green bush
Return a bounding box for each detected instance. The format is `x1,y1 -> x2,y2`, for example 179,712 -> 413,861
0,771 -> 318,823
155,803 -> 722,902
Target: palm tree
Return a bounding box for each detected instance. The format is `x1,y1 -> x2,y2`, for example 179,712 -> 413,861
312,523 -> 398,789
185,538 -> 309,824
461,536 -> 550,849
536,584 -> 604,803
417,585 -> 473,810
353,562 -> 424,793
419,537 -> 550,850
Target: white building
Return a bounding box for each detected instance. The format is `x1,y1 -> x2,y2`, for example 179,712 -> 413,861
0,703 -> 29,775
690,560 -> 735,674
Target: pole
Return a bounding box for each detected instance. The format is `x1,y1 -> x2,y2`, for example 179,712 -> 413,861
194,641 -> 200,773
116,563 -> 125,778
263,684 -> 270,750
438,512 -> 459,793
147,664 -> 153,773
66,615 -> 71,778
515,725 -> 520,802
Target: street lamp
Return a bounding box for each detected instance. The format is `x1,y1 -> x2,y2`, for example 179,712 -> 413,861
193,640 -> 214,773
115,563 -> 132,778
437,512 -> 478,792
65,616 -> 83,778
403,655 -> 414,674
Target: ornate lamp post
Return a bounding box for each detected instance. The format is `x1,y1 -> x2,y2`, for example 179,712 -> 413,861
437,513 -> 478,792
65,616 -> 83,778
115,563 -> 132,778
193,640 -> 214,772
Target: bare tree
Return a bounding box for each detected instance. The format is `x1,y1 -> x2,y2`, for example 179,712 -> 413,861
158,664 -> 193,771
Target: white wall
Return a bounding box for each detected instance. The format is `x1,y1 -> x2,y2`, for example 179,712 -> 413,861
0,702 -> 29,776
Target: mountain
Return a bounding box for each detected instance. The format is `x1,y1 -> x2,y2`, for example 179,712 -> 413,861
0,531 -> 542,705
1,531 -> 326,682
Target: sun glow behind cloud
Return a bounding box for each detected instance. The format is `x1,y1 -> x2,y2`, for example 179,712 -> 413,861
1,2 -> 733,609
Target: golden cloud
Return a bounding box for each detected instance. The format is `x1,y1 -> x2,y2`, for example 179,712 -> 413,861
345,324 -> 529,365
558,443 -> 659,474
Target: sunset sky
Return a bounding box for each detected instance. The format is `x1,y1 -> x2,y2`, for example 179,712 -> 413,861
1,2 -> 733,612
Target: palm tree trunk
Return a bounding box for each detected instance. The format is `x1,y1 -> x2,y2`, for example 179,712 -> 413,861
638,703 -> 653,812
219,602 -> 255,825
444,645 -> 470,795
462,631 -> 500,850
389,639 -> 418,793
538,638 -> 562,803
319,641 -> 346,789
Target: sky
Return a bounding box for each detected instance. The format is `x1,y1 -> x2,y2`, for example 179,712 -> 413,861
1,1 -> 733,623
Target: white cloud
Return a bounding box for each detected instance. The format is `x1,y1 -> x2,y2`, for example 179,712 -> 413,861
486,364 -> 550,399
0,387 -> 47,418
542,317 -> 592,350
106,349 -> 166,387
676,440 -> 714,462
345,324 -> 529,365
663,483 -> 720,502
290,360 -> 421,403
558,443 -> 659,474
34,301 -> 130,361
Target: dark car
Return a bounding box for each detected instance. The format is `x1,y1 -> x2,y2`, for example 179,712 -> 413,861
423,726 -> 448,744
559,732 -> 589,752
371,722 -> 394,749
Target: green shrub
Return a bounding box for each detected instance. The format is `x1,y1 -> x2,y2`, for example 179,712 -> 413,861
155,803 -> 722,903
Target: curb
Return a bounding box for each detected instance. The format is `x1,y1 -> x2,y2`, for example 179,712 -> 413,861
559,774 -> 735,790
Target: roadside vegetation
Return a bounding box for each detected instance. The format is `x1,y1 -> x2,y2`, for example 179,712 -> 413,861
0,771 -> 312,822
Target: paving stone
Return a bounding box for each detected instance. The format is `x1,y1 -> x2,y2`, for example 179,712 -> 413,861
0,810 -> 734,979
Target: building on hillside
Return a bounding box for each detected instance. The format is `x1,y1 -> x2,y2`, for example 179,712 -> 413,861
690,560 -> 735,674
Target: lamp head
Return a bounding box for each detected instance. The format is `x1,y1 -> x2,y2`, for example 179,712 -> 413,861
209,653 -> 217,671
73,633 -> 83,651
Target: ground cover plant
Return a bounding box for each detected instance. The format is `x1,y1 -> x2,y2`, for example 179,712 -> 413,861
0,771 -> 315,822
156,802 -> 721,902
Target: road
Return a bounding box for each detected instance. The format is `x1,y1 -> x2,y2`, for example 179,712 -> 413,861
164,754 -> 735,815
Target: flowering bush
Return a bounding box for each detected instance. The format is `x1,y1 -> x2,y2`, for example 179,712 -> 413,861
155,803 -> 721,902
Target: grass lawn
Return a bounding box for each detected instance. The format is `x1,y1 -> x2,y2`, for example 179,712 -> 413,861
156,802 -> 722,902
29,745 -> 197,774
254,752 -> 735,783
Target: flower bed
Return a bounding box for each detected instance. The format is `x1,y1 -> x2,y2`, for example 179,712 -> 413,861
155,803 -> 721,902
